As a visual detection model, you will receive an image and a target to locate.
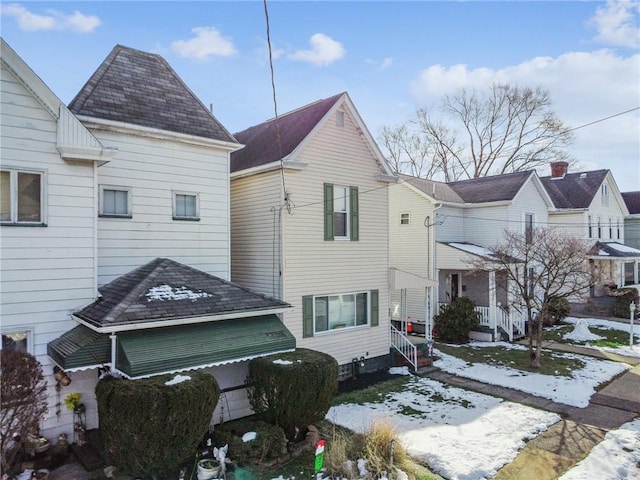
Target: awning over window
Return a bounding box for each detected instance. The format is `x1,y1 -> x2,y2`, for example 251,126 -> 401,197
47,315 -> 295,378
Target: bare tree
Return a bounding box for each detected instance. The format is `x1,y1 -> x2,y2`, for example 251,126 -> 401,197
472,228 -> 592,368
1,349 -> 48,475
380,83 -> 574,181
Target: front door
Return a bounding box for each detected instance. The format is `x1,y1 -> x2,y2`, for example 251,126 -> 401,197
450,273 -> 460,300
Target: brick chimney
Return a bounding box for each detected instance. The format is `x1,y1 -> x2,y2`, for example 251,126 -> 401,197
550,161 -> 568,178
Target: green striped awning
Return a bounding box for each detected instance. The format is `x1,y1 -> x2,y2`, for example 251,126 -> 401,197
47,315 -> 295,378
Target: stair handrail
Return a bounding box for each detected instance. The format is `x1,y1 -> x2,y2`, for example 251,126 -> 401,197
390,324 -> 418,371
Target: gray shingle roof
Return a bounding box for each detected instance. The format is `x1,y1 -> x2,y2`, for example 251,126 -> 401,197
231,93 -> 344,173
540,169 -> 609,209
74,258 -> 290,329
399,170 -> 533,204
622,191 -> 640,214
69,45 -> 237,143
589,241 -> 640,258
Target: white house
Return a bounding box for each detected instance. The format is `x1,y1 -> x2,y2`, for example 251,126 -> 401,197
230,93 -> 397,377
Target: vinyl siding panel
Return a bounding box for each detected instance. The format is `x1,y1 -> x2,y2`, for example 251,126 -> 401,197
508,179 -> 550,234
90,130 -> 231,285
280,107 -> 390,366
434,205 -> 465,243
230,171 -> 282,298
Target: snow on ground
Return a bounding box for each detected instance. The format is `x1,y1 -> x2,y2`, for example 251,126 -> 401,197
563,316 -> 640,358
434,342 -> 629,407
559,418 -> 640,480
327,371 -> 560,480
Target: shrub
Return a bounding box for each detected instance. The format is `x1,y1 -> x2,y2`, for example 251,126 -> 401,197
612,287 -> 638,318
95,371 -> 220,479
433,297 -> 480,343
210,419 -> 287,464
543,296 -> 571,326
0,350 -> 48,476
246,348 -> 338,440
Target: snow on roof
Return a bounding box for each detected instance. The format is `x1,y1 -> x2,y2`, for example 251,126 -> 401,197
448,242 -> 496,257
603,242 -> 640,254
146,284 -> 213,302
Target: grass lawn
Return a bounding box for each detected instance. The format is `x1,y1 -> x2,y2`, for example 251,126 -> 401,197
435,342 -> 586,377
543,324 -> 632,348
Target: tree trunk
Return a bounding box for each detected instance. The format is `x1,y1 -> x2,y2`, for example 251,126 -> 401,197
530,316 -> 543,368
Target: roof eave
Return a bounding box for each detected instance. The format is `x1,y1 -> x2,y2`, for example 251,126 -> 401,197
74,305 -> 295,334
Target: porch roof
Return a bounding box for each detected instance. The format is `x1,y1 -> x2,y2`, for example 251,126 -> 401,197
389,268 -> 438,290
437,242 -> 522,270
47,314 -> 295,378
589,241 -> 640,259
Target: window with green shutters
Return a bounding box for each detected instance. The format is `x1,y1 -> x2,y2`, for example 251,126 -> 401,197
324,183 -> 358,241
302,289 -> 378,337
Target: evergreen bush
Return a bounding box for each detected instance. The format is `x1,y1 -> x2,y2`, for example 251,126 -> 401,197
246,348 -> 338,440
95,371 -> 220,479
612,287 -> 638,318
543,296 -> 571,326
433,297 -> 480,343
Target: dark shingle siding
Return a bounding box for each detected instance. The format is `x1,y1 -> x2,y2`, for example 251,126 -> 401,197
231,93 -> 344,172
75,258 -> 290,328
540,170 -> 608,209
69,45 -> 237,143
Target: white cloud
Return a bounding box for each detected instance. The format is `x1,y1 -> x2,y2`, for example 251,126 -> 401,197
171,27 -> 236,59
288,33 -> 345,66
590,0 -> 640,48
379,57 -> 393,70
409,49 -> 640,190
0,3 -> 100,33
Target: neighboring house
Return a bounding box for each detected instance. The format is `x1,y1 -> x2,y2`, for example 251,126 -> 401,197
622,191 -> 640,250
540,161 -> 640,291
391,170 -> 554,341
230,92 -> 397,378
2,40 -> 295,440
1,37 -> 114,435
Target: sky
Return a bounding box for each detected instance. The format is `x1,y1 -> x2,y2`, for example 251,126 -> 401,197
325,316 -> 639,480
1,1 -> 639,192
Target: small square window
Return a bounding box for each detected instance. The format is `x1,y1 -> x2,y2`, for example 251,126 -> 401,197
173,192 -> 199,220
100,186 -> 131,217
400,213 -> 410,225
336,111 -> 345,128
1,169 -> 45,225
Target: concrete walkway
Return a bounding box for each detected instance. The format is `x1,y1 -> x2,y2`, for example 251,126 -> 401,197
422,341 -> 640,479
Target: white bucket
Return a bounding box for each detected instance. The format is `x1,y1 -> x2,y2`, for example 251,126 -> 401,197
196,459 -> 221,480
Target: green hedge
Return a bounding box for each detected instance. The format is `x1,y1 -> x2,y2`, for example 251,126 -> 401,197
96,371 -> 219,478
246,348 -> 338,440
433,297 -> 480,343
612,287 -> 638,318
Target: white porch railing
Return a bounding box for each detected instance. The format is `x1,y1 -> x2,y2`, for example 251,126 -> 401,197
390,324 -> 418,371
438,302 -> 526,342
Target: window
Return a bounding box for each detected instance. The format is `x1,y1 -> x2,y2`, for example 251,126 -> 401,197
324,183 -> 358,241
617,219 -> 621,240
588,215 -> 592,238
1,169 -> 44,225
601,184 -> 609,206
1,330 -> 31,353
100,186 -> 131,217
597,216 -> 602,239
400,213 -> 410,225
336,111 -> 345,128
524,213 -> 534,244
173,192 -> 199,220
302,290 -> 379,337
609,218 -> 613,239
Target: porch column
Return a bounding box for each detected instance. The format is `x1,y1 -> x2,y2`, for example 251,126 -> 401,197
635,260 -> 639,285
110,333 -> 117,374
489,270 -> 497,339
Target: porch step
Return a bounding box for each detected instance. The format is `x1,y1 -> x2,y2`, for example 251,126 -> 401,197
393,351 -> 434,370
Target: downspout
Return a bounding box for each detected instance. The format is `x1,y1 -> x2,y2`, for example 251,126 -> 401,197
93,162 -> 98,294
425,203 -> 443,341
110,333 -> 117,374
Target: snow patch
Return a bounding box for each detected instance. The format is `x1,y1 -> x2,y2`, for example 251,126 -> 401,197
165,374 -> 191,386
146,284 -> 212,302
242,432 -> 257,443
563,319 -> 605,342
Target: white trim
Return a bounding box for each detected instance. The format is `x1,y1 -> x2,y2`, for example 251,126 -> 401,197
312,291 -> 370,334
73,305 -> 294,334
172,190 -> 200,220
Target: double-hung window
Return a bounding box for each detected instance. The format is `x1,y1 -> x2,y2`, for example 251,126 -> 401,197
324,183 -> 358,241
601,184 -> 609,206
588,215 -> 592,238
1,169 -> 45,225
524,213 -> 534,244
400,213 -> 410,225
99,185 -> 131,217
173,191 -> 199,220
302,290 -> 379,337
1,330 -> 31,353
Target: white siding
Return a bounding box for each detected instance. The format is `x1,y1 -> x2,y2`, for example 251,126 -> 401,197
230,171 -> 282,298
91,130 -> 231,285
434,205 -> 465,243
388,183 -> 437,324
1,63 -> 98,437
549,211 -> 588,238
279,107 -> 390,366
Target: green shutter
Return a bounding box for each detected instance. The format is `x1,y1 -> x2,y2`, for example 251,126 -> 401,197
324,183 -> 334,241
350,186 -> 359,241
302,295 -> 314,338
370,289 -> 379,327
